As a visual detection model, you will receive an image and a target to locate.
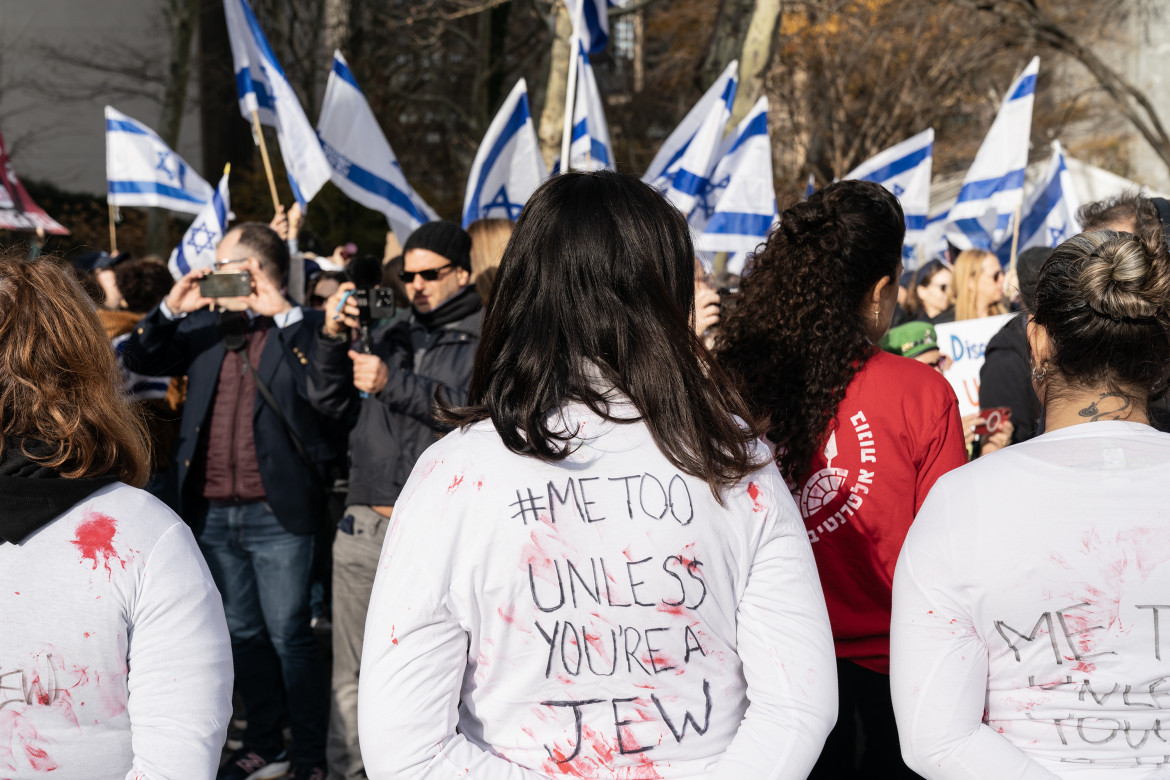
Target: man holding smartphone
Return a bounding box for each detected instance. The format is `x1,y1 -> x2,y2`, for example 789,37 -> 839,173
307,221 -> 482,780
122,222 -> 332,780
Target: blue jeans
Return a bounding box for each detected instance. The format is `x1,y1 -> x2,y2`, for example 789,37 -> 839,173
198,501 -> 328,766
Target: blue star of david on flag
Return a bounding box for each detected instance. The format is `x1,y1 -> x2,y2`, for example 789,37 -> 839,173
484,185 -> 524,221
155,150 -> 178,182
693,175 -> 730,221
1049,224 -> 1065,246
187,223 -> 217,254
893,183 -> 905,198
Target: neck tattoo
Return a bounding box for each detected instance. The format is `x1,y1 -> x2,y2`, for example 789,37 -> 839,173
1077,392 -> 1131,422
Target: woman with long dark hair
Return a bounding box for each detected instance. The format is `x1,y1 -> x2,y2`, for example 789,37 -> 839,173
0,253 -> 232,778
357,171 -> 837,779
892,229 -> 1170,777
904,260 -> 955,324
716,180 -> 967,777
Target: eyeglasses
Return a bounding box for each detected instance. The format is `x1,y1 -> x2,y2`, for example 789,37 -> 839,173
399,264 -> 455,283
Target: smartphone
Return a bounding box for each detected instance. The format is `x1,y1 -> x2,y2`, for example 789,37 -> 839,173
199,270 -> 252,298
974,406 -> 1012,436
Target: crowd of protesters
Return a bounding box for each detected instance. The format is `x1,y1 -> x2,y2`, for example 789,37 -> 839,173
3,173 -> 1170,780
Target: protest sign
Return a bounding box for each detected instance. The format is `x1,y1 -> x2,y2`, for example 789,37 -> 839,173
936,313 -> 1013,416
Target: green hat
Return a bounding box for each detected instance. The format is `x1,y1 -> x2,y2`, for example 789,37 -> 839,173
881,321 -> 939,359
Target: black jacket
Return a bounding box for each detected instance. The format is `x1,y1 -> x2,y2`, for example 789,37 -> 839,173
979,314 -> 1041,444
121,305 -> 335,535
308,294 -> 483,507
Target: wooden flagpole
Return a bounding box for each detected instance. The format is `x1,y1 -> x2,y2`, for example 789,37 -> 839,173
108,203 -> 118,254
251,109 -> 281,211
1008,200 -> 1024,271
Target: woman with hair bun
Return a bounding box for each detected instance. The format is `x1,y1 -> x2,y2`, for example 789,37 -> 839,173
892,230 -> 1170,777
0,252 -> 232,778
717,179 -> 967,777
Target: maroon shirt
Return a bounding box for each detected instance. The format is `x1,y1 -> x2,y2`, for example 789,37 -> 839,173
202,318 -> 271,502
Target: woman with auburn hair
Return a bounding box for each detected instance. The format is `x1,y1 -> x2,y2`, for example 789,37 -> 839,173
0,253 -> 232,779
358,171 -> 837,779
892,230 -> 1170,777
716,180 -> 967,778
952,248 -> 1007,320
466,217 -> 515,306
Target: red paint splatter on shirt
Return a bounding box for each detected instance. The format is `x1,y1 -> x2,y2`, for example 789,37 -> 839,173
390,626 -> 399,646
448,474 -> 465,494
71,512 -> 132,579
747,482 -> 764,512
498,606 -> 518,625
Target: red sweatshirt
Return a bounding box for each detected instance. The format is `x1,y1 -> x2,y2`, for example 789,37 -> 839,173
793,350 -> 966,673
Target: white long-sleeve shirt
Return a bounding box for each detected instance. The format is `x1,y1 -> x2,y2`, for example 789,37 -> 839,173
0,483 -> 233,779
358,405 -> 837,780
892,421 -> 1170,779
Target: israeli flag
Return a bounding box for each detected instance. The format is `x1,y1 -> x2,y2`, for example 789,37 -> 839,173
462,79 -> 548,228
565,0 -> 610,54
945,56 -> 1040,251
105,106 -> 212,215
568,39 -> 614,172
224,0 -> 331,204
844,128 -> 934,268
643,61 -> 738,216
318,52 -> 437,245
998,140 -> 1081,263
694,97 -> 777,262
169,167 -> 231,279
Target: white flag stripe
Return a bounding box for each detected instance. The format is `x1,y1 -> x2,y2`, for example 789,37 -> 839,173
694,97 -> 778,258
169,169 -> 231,279
643,61 -> 738,196
944,56 -> 1040,252
224,0 -> 331,204
105,106 -> 212,215
318,51 -> 437,244
999,140 -> 1081,263
462,79 -> 549,228
844,128 -> 934,269
568,39 -> 614,172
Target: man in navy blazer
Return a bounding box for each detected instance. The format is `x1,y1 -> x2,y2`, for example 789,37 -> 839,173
122,222 -> 332,780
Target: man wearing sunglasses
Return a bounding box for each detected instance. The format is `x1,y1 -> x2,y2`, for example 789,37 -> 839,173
307,220 -> 482,780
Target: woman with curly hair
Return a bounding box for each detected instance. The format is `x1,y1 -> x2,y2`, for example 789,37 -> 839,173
716,179 -> 966,778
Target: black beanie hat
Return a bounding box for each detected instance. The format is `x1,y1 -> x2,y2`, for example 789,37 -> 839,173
403,221 -> 472,271
1015,246 -> 1051,312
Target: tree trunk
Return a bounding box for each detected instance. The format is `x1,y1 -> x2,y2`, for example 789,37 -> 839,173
199,0 -> 255,184
730,0 -> 780,125
700,0 -> 753,91
537,1 -> 572,171
148,0 -> 199,256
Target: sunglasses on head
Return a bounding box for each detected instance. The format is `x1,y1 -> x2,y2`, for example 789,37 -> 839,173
399,264 -> 454,283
